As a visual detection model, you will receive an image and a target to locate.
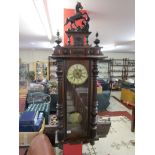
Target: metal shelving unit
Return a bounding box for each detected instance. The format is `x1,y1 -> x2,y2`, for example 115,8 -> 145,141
98,59 -> 111,82
34,61 -> 48,81
109,58 -> 135,90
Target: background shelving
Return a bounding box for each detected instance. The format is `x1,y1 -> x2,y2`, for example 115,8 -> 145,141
33,61 -> 48,81
110,58 -> 135,81
48,56 -> 57,80
19,61 -> 29,87
98,59 -> 111,82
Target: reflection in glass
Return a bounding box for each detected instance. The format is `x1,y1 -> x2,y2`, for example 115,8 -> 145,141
66,83 -> 88,142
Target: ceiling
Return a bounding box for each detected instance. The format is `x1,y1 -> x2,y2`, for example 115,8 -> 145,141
19,0 -> 135,52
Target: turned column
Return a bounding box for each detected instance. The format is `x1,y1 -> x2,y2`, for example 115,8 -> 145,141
90,59 -> 98,145
56,59 -> 65,143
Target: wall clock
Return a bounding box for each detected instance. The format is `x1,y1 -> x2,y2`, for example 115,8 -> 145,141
67,64 -> 88,85
51,2 -> 108,146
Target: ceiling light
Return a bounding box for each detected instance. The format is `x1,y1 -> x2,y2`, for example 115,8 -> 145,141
131,36 -> 135,41
102,43 -> 116,51
38,41 -> 53,48
46,0 -> 64,37
19,0 -> 46,37
30,42 -> 35,45
33,0 -> 52,40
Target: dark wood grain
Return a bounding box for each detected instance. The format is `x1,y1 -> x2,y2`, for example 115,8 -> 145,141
50,30 -> 105,145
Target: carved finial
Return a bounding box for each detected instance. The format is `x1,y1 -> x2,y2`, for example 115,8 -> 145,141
55,31 -> 62,46
96,32 -> 99,38
57,31 -> 60,37
94,32 -> 100,47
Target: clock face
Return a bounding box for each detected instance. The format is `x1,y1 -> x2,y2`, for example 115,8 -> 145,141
67,64 -> 88,85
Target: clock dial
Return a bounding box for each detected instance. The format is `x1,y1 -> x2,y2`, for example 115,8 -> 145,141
67,64 -> 88,85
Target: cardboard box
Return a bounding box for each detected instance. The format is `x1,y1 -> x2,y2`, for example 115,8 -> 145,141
19,119 -> 45,146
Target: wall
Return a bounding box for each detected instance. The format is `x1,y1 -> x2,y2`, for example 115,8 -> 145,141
19,49 -> 52,70
20,49 -> 135,70
103,52 -> 135,60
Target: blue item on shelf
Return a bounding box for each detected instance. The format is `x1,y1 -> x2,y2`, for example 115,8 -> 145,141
38,112 -> 44,119
19,111 -> 44,132
19,111 -> 37,126
19,124 -> 35,132
97,79 -> 110,91
26,103 -> 50,124
97,91 -> 110,112
19,120 -> 43,132
34,118 -> 43,131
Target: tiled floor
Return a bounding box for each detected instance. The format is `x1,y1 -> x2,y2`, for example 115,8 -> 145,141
55,116 -> 135,155
108,95 -> 132,115
111,91 -> 121,100
54,91 -> 135,155
95,91 -> 134,155
83,116 -> 135,155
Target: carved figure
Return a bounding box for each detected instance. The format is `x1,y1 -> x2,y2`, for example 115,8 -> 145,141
81,13 -> 90,32
64,2 -> 89,31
